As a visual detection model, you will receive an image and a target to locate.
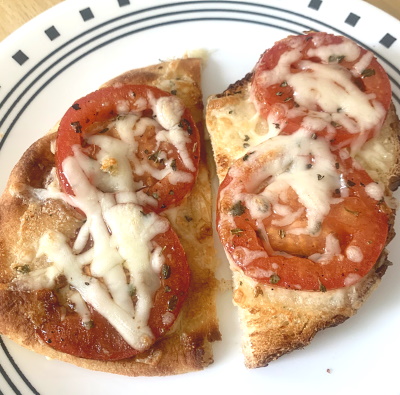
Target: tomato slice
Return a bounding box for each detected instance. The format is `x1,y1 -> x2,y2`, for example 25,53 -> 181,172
55,85 -> 200,213
252,32 -> 391,150
36,225 -> 190,361
217,134 -> 390,291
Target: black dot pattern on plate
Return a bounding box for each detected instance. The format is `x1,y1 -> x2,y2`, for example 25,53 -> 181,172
12,50 -> 29,65
380,33 -> 397,48
308,0 -> 322,11
118,0 -> 130,6
345,13 -> 360,27
80,7 -> 95,21
45,26 -> 60,41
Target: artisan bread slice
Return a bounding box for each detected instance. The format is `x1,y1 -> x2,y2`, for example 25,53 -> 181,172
206,62 -> 400,368
0,58 -> 221,376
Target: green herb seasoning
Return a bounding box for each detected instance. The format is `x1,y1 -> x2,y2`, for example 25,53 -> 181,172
168,295 -> 178,311
71,121 -> 82,134
361,68 -> 376,78
242,151 -> 255,161
129,285 -> 137,296
15,264 -> 31,274
161,264 -> 171,280
159,245 -> 166,256
83,320 -> 94,329
344,207 -> 360,216
148,151 -> 161,163
179,119 -> 193,135
347,180 -> 356,187
269,274 -> 281,284
328,54 -> 345,63
230,201 -> 246,216
170,159 -> 177,171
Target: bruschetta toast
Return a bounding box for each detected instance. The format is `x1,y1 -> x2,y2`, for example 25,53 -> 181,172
206,32 -> 399,368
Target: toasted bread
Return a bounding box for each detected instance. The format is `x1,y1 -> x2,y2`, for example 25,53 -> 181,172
0,58 -> 221,376
206,67 -> 400,368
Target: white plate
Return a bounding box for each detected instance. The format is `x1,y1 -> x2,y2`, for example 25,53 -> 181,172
1,1 -> 400,394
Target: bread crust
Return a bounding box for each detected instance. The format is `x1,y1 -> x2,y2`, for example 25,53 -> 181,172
0,58 -> 221,376
206,72 -> 400,368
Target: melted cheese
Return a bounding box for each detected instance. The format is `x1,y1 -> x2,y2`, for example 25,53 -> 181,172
232,129 -> 343,235
345,246 -> 363,263
14,93 -> 192,349
308,233 -> 342,263
253,38 -> 386,153
364,182 -> 384,201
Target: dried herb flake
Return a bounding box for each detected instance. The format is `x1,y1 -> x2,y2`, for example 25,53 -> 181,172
230,201 -> 246,216
71,121 -> 82,134
269,274 -> 281,284
168,295 -> 178,311
161,264 -> 171,280
361,68 -> 376,78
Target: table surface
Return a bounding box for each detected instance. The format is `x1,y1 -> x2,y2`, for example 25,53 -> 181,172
0,0 -> 399,42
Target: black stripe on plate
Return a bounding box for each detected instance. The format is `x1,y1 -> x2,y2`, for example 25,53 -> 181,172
3,0 -> 400,116
0,2 -> 313,114
0,337 -> 40,395
0,361 -> 22,395
1,5 -> 400,150
0,6 -> 314,135
0,15 -> 304,151
3,1 -> 400,141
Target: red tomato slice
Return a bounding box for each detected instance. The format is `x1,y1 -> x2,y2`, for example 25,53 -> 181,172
217,137 -> 390,291
36,225 -> 190,361
55,85 -> 200,213
252,32 -> 391,150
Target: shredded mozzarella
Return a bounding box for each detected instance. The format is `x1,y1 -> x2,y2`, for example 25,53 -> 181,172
13,93 -> 193,348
